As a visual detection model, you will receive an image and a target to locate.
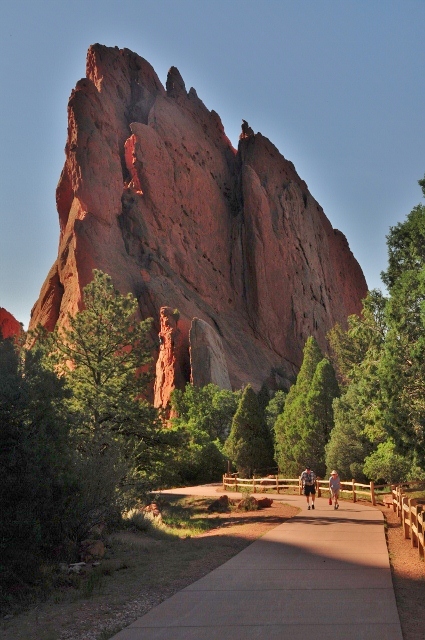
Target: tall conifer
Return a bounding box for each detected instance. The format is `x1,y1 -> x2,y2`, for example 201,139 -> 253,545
274,337 -> 338,476
223,385 -> 274,477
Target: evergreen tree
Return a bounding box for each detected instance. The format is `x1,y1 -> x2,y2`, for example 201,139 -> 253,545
326,177 -> 425,478
363,440 -> 411,484
169,383 -> 239,484
326,291 -> 389,480
265,390 -> 287,434
223,385 -> 275,477
325,383 -> 375,481
379,199 -> 425,467
274,337 -> 324,476
304,359 -> 340,476
328,290 -> 387,387
0,336 -> 76,600
171,383 -> 239,442
35,270 -> 168,499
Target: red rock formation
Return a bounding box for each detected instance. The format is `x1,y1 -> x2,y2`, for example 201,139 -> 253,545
154,307 -> 190,410
0,307 -> 22,339
29,44 -> 368,396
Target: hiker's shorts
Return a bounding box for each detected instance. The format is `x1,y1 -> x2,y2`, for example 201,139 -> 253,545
304,484 -> 316,496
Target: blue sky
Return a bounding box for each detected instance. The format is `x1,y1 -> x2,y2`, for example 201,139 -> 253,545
1,0 -> 424,328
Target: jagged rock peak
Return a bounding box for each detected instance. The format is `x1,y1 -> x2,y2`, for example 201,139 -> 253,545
240,119 -> 254,140
166,66 -> 187,98
29,43 -> 368,398
86,43 -> 165,96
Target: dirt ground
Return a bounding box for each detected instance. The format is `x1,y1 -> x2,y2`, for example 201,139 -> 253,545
375,503 -> 425,640
1,502 -> 299,640
2,500 -> 424,640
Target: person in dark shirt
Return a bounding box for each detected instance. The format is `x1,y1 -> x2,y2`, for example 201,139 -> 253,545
300,465 -> 316,510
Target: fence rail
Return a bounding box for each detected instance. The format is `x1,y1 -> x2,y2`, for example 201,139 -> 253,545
223,475 -> 425,561
391,483 -> 425,560
222,474 -> 388,505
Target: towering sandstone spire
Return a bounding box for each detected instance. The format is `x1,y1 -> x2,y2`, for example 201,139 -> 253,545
30,44 -> 367,393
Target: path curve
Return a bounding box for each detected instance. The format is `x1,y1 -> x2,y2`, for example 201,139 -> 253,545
111,485 -> 402,640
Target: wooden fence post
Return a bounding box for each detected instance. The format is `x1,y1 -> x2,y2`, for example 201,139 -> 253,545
391,484 -> 396,512
352,479 -> 356,503
276,475 -> 279,494
395,485 -> 400,518
402,496 -> 410,539
370,481 -> 376,506
410,499 -> 417,548
253,476 -> 256,494
418,507 -> 424,560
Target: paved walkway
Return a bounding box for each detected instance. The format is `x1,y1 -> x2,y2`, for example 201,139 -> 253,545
111,485 -> 402,640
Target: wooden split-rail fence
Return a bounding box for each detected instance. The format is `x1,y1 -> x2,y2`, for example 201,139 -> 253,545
223,475 -> 425,561
222,474 -> 388,505
391,483 -> 425,560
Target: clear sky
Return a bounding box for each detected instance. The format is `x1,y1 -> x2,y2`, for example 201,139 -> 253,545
1,0 -> 424,329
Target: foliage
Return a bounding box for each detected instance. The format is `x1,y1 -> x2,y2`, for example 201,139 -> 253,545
0,335 -> 77,604
169,383 -> 240,484
381,204 -> 425,290
170,426 -> 227,485
304,359 -> 340,476
45,270 -> 154,443
223,384 -> 275,477
326,179 -> 425,476
34,270 -> 169,500
274,337 -> 338,477
171,383 -> 239,442
325,290 -> 387,480
363,440 -> 411,484
325,385 -> 375,481
379,201 -> 425,468
328,290 -> 387,387
265,390 -> 286,434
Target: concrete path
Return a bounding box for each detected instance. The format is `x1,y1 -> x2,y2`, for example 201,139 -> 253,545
111,486 -> 402,640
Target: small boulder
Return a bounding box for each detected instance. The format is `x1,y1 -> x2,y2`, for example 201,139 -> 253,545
256,497 -> 273,509
143,503 -> 162,520
69,562 -> 87,574
236,496 -> 259,511
79,539 -> 105,563
208,495 -> 230,512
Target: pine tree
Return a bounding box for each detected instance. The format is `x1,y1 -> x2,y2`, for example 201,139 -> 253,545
223,385 -> 275,477
304,359 -> 339,476
325,384 -> 374,481
0,336 -> 76,596
274,337 -> 323,476
379,196 -> 425,468
34,270 -> 169,499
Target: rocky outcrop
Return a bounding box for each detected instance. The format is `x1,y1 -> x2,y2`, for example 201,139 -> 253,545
189,318 -> 232,390
0,307 -> 22,339
29,44 -> 367,395
154,306 -> 190,410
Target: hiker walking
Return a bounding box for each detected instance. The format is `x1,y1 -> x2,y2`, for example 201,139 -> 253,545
300,465 -> 316,510
329,470 -> 341,509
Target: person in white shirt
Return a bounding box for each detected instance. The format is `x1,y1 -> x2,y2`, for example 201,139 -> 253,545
329,470 -> 341,510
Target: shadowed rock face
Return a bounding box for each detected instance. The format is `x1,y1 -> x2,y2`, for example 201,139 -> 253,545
29,43 -> 367,392
189,318 -> 232,391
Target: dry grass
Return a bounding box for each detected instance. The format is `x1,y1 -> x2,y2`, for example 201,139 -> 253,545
1,498 -> 298,640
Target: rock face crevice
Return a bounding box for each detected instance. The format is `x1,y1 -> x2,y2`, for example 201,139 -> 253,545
29,43 -> 367,393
